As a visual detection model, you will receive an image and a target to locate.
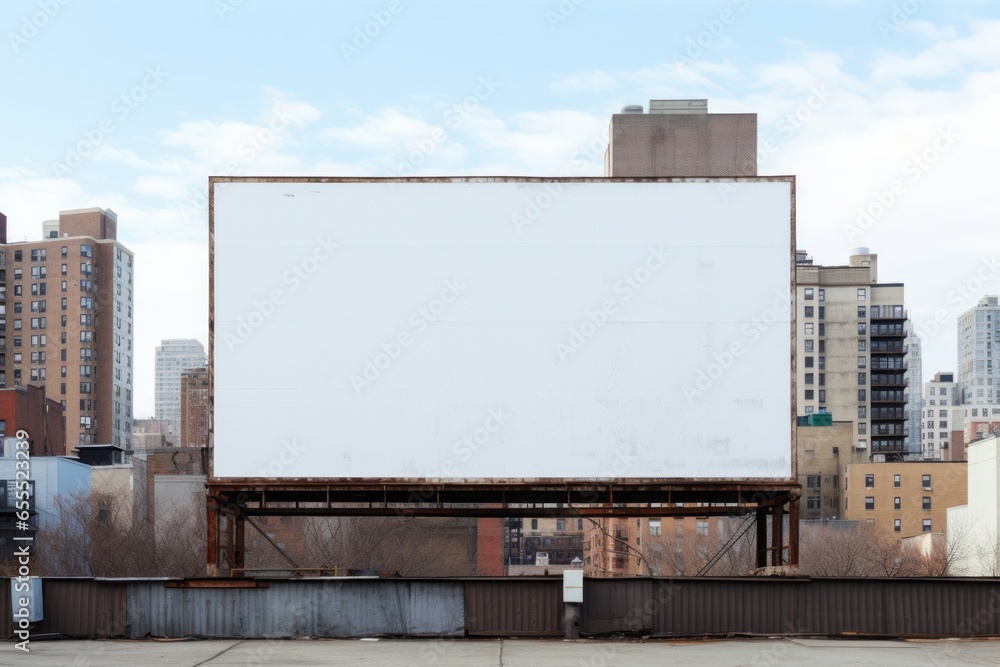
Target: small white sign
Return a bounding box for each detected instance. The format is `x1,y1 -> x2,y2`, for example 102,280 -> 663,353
563,569 -> 583,603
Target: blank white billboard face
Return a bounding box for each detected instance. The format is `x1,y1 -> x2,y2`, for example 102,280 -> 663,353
212,178 -> 793,480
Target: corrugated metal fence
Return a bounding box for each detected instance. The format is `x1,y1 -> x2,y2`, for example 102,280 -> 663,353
4,577 -> 1000,639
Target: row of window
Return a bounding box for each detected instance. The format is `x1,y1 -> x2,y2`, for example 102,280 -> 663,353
9,331 -> 94,347
864,473 -> 932,489
864,496 -> 933,511
10,314 -> 96,330
12,245 -> 93,263
804,287 -> 868,302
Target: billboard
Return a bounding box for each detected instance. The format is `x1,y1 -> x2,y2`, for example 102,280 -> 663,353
211,177 -> 794,480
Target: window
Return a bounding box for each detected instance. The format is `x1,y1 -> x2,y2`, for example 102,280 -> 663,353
819,340 -> 825,353
13,250 -> 22,262
858,288 -> 867,301
805,340 -> 814,352
865,474 -> 874,488
804,288 -> 814,300
858,323 -> 867,335
818,306 -> 825,319
923,497 -> 931,510
858,423 -> 867,434
804,390 -> 814,400
858,389 -> 867,401
805,323 -> 814,335
696,521 -> 709,536
818,289 -> 825,302
61,281 -> 67,291
922,474 -> 931,490
61,246 -> 67,258
578,519 -> 583,530
81,244 -> 93,258
858,356 -> 866,368
806,497 -> 821,509
858,406 -> 867,418
805,406 -> 814,415
893,474 -> 900,488
805,356 -> 814,368
530,519 -> 537,530
858,340 -> 866,351
894,497 -> 901,510
858,306 -> 866,318
556,519 -> 565,531
865,497 -> 874,510
858,373 -> 867,386
80,297 -> 93,309
805,373 -> 814,385
894,519 -> 901,532
805,306 -> 814,317
807,475 -> 821,488
649,519 -> 662,536
29,369 -> 45,381
819,323 -> 825,336
31,249 -> 46,261
80,382 -> 92,394
922,519 -> 932,533
61,263 -> 67,275
818,390 -> 826,403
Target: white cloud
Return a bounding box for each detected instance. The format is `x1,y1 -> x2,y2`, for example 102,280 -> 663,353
552,69 -> 619,93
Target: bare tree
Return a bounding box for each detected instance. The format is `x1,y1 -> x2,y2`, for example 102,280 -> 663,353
33,488 -> 205,578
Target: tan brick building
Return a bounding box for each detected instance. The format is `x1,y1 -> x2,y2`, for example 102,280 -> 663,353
797,421 -> 866,520
0,208 -> 134,453
843,461 -> 967,538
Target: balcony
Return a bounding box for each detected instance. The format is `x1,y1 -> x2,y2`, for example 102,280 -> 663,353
871,407 -> 907,420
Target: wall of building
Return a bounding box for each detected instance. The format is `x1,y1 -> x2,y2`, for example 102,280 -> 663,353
843,461 -> 967,538
797,422 -> 864,519
947,435 -> 999,576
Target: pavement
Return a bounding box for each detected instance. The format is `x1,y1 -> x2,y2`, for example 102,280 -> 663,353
4,637 -> 1000,666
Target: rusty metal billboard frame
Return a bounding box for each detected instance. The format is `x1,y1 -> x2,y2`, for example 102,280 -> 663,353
205,175 -> 798,576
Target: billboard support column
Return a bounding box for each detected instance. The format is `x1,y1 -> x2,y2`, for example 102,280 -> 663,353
206,496 -> 220,577
787,494 -> 800,567
770,503 -> 785,566
755,507 -> 768,569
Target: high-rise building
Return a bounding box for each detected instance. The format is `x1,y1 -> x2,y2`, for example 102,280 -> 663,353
795,248 -> 909,463
0,208 -> 134,453
179,365 -> 209,448
154,339 -> 206,437
920,372 -> 965,460
904,320 -> 922,456
957,295 -> 999,406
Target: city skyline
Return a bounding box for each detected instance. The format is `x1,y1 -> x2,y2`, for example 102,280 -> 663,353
1,1 -> 998,415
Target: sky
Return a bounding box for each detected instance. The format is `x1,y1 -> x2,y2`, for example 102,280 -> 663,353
1,0 -> 998,417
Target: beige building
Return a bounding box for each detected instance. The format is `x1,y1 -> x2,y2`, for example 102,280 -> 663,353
796,249 -> 909,462
798,421 -> 866,520
0,208 -> 134,453
843,461 -> 967,538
